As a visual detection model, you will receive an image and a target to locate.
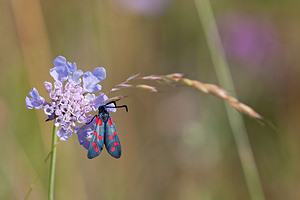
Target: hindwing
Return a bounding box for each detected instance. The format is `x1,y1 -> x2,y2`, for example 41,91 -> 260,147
87,115 -> 105,159
104,114 -> 121,158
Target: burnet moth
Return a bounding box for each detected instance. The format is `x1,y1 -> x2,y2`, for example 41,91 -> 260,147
87,101 -> 128,159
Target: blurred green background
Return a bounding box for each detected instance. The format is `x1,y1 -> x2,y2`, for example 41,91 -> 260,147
1,0 -> 299,199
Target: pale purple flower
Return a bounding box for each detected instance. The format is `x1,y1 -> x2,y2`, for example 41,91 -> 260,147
25,56 -> 113,143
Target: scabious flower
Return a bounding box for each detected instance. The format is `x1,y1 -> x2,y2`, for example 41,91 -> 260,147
25,56 -> 114,145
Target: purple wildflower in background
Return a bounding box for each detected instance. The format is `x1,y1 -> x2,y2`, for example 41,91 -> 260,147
115,0 -> 171,17
218,13 -> 279,68
25,56 -> 114,144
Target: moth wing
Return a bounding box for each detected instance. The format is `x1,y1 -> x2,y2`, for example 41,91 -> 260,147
87,115 -> 105,159
104,115 -> 121,158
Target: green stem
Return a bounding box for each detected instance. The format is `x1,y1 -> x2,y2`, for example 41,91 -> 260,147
48,124 -> 58,200
194,0 -> 265,200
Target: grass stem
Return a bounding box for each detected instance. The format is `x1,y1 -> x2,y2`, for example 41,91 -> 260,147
48,124 -> 58,200
194,0 -> 265,199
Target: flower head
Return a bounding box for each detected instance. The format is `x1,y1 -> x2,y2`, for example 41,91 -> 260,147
25,56 -> 113,143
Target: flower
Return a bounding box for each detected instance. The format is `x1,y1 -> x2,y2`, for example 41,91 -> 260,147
218,13 -> 279,68
25,56 -> 113,143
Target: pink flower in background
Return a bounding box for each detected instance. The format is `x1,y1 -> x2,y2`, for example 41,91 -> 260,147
218,13 -> 279,68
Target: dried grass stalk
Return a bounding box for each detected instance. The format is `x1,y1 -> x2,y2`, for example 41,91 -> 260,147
106,73 -> 262,120
164,74 -> 262,120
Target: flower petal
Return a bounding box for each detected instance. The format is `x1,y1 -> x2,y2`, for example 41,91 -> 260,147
93,93 -> 106,106
44,104 -> 54,115
74,119 -> 95,150
90,84 -> 102,93
82,72 -> 100,92
85,93 -> 95,103
50,56 -> 75,82
77,115 -> 87,124
25,96 -> 33,109
53,56 -> 66,67
47,113 -> 55,121
82,67 -> 106,92
44,81 -> 53,93
93,67 -> 106,82
74,120 -> 95,138
50,67 -> 68,83
57,127 -> 72,141
69,70 -> 83,85
77,134 -> 90,150
25,88 -> 45,109
28,87 -> 40,99
66,61 -> 77,74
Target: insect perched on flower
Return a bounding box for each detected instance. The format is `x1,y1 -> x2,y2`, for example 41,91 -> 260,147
25,56 -> 122,153
25,56 -> 262,160
87,102 -> 128,159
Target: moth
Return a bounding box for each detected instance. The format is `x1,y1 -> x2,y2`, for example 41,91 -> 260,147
87,102 -> 128,159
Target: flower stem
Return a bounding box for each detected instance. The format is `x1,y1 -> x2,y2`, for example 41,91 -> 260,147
194,0 -> 265,200
48,124 -> 58,200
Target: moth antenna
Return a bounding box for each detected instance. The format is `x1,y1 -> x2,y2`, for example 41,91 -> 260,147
105,101 -> 128,112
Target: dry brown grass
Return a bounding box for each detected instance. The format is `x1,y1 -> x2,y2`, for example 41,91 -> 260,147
104,73 -> 262,120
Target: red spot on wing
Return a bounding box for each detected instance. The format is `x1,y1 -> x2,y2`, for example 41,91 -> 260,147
98,118 -> 102,126
108,135 -> 113,140
111,147 -> 115,152
92,142 -> 96,146
97,135 -> 102,140
94,131 -> 97,136
113,131 -> 117,136
109,118 -> 113,126
96,117 -> 99,124
94,147 -> 99,152
114,142 -> 119,146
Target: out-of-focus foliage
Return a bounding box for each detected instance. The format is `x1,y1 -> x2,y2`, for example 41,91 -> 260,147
0,0 -> 299,199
